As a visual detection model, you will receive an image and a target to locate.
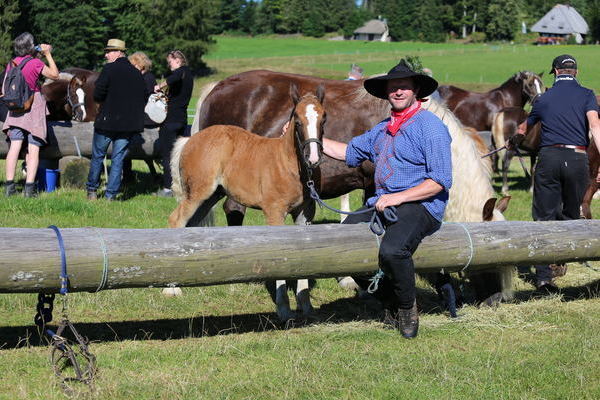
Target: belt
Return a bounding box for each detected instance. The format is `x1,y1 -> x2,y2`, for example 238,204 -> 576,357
550,144 -> 587,153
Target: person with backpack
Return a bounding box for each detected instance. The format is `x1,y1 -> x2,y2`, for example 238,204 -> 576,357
2,32 -> 59,197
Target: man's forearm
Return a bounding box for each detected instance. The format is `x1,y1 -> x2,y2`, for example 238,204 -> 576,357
322,138 -> 347,161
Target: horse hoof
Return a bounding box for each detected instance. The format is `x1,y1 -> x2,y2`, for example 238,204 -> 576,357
161,287 -> 183,297
338,276 -> 360,291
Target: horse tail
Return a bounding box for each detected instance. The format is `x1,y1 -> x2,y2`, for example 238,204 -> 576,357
191,81 -> 219,135
491,111 -> 506,154
170,137 -> 191,202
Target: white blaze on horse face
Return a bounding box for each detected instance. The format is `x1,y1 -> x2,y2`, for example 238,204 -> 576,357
76,88 -> 86,121
305,104 -> 320,164
534,78 -> 542,95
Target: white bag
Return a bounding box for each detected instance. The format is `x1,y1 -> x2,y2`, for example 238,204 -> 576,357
145,93 -> 167,124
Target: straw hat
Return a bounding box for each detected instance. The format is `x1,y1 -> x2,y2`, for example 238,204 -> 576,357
105,39 -> 127,52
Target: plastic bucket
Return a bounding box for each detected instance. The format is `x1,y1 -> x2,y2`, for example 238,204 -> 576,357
37,168 -> 60,192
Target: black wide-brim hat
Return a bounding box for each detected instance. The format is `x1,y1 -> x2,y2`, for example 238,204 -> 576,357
364,61 -> 438,100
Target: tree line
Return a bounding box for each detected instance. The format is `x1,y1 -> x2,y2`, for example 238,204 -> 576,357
1,0 -> 599,76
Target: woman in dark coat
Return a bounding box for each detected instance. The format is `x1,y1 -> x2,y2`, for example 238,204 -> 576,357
153,50 -> 193,197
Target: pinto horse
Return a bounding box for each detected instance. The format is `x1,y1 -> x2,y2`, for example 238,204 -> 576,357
193,70 -> 512,305
169,85 -> 325,321
437,71 -> 544,132
491,107 -> 541,194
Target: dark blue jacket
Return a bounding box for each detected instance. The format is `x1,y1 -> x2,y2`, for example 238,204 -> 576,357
94,57 -> 146,133
527,75 -> 598,147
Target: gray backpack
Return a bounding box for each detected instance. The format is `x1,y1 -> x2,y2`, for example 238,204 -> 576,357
1,57 -> 34,113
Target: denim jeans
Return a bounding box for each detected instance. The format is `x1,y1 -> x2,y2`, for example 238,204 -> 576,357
86,130 -> 130,198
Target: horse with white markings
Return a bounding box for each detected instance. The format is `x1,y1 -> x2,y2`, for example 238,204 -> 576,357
169,85 -> 326,321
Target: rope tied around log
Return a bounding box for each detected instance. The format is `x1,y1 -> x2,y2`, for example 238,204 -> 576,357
38,225 -> 98,393
91,228 -> 110,292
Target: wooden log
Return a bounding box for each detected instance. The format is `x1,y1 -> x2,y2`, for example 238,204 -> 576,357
0,121 -> 161,159
1,220 -> 600,294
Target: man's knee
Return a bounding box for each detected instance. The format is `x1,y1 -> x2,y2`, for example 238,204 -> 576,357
379,241 -> 412,264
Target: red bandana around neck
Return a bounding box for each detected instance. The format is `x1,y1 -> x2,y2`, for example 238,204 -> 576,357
387,100 -> 422,136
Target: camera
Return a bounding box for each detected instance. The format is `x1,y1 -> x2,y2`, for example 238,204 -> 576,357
34,45 -> 42,52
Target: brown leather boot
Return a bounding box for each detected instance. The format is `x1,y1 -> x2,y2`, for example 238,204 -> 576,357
397,302 -> 419,339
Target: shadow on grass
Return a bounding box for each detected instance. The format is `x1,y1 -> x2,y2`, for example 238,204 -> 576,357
1,278 -> 598,350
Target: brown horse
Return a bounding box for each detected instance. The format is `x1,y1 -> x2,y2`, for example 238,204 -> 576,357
491,107 -> 541,194
169,85 -> 325,321
41,73 -> 73,121
437,71 -> 544,132
579,95 -> 600,219
65,68 -> 99,122
194,70 -> 379,226
40,68 -> 98,122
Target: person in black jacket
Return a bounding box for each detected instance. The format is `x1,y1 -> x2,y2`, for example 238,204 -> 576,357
153,50 -> 193,197
86,39 -> 145,200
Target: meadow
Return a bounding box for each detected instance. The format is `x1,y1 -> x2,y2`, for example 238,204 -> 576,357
1,36 -> 600,399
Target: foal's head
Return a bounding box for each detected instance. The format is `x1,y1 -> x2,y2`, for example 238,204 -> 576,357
290,84 -> 326,167
67,75 -> 88,122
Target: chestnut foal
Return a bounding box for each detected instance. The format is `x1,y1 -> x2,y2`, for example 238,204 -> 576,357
168,85 -> 325,322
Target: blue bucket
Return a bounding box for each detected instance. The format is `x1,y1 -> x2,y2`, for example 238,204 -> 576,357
37,168 -> 60,192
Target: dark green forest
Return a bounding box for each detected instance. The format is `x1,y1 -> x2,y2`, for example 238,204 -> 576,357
1,0 -> 599,75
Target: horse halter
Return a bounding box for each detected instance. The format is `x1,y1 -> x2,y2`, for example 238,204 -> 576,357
522,73 -> 544,104
292,95 -> 325,169
67,81 -> 86,121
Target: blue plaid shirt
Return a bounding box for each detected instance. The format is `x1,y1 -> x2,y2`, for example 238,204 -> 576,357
346,109 -> 453,221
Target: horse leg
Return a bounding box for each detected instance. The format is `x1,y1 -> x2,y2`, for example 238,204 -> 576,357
223,198 -> 246,226
501,150 -> 512,195
339,193 -> 350,222
168,185 -> 223,228
529,154 -> 537,193
263,209 -> 298,322
295,279 -> 315,317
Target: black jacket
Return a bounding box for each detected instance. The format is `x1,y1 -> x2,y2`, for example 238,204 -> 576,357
164,65 -> 193,124
93,57 -> 145,133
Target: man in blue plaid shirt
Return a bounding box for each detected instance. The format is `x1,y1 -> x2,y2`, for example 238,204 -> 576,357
323,60 -> 453,339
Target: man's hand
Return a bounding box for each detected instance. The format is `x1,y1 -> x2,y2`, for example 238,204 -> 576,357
506,133 -> 525,150
375,192 -> 404,212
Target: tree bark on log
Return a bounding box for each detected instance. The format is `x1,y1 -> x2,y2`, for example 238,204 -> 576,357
0,121 -> 160,159
2,220 -> 600,294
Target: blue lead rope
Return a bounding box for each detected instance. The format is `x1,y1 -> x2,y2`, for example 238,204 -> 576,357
48,225 -> 69,295
306,180 -> 396,291
306,180 -> 398,235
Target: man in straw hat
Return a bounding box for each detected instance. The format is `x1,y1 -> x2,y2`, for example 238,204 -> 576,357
322,60 -> 453,339
86,38 -> 145,200
508,54 -> 600,292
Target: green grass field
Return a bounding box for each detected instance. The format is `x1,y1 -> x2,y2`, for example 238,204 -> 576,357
2,36 -> 600,399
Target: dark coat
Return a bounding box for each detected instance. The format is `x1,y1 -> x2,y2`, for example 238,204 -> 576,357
93,57 -> 145,133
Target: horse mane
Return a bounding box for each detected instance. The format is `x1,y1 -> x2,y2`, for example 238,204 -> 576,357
191,81 -> 219,134
421,98 -> 502,222
351,75 -> 390,116
42,72 -> 74,86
